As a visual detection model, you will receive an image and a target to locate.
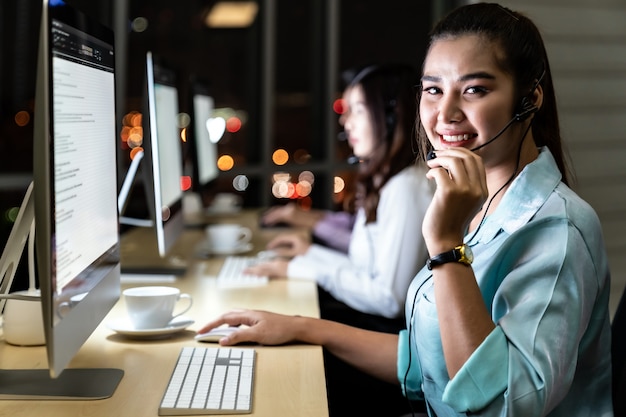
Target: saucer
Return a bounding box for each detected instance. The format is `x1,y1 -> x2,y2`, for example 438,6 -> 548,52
107,315 -> 195,338
197,241 -> 253,256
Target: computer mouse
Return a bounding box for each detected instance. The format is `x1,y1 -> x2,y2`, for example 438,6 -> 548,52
194,326 -> 239,343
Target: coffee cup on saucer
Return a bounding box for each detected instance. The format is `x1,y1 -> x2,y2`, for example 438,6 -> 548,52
205,224 -> 252,253
209,193 -> 242,214
123,286 -> 193,330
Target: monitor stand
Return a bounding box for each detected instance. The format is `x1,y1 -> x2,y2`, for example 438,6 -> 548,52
119,226 -> 188,283
0,368 -> 123,400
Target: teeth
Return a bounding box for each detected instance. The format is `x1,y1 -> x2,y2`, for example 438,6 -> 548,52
442,134 -> 471,142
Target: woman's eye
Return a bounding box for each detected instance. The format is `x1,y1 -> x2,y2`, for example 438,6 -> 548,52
465,86 -> 488,95
422,86 -> 440,95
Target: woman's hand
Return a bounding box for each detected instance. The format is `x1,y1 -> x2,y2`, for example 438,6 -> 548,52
244,259 -> 289,278
423,148 -> 488,254
260,203 -> 324,228
260,203 -> 299,226
266,233 -> 311,257
197,309 -> 304,346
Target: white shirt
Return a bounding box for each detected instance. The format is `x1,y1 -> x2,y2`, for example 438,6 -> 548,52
287,164 -> 434,318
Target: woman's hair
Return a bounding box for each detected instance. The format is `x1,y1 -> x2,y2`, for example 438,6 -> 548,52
346,64 -> 419,222
416,2 -> 571,185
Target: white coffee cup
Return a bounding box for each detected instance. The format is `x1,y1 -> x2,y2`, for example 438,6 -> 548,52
205,224 -> 252,251
123,286 -> 193,330
210,193 -> 242,212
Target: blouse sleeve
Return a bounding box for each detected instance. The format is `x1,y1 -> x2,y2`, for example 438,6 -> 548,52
312,211 -> 355,253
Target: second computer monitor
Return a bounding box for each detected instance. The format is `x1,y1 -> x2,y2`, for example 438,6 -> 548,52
189,82 -> 219,195
141,52 -> 185,257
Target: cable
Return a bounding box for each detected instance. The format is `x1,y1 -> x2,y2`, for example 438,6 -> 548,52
466,121 -> 532,244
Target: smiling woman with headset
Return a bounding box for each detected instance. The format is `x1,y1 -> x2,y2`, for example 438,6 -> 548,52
198,3 -> 613,415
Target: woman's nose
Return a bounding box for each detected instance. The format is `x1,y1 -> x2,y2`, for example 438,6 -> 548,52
437,95 -> 463,123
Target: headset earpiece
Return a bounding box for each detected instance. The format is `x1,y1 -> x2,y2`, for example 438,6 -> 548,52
514,96 -> 538,122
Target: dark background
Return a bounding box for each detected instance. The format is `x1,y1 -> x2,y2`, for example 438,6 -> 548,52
0,0 -> 442,291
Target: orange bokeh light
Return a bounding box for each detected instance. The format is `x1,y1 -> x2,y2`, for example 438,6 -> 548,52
217,155 -> 235,171
272,149 -> 289,165
130,147 -> 144,159
14,111 -> 30,127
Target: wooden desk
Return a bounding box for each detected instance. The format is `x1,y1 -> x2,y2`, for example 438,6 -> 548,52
0,210 -> 329,417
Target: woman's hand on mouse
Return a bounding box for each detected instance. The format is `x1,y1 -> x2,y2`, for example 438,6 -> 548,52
197,309 -> 305,346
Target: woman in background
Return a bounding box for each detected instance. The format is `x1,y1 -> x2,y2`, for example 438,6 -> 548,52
250,63 -> 434,416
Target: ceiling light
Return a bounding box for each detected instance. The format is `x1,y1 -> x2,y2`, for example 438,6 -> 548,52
205,2 -> 258,28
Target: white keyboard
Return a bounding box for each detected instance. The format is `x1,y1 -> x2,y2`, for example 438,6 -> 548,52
216,256 -> 269,288
159,347 -> 256,415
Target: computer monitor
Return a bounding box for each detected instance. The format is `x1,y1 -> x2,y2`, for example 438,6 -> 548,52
139,52 -> 185,258
0,0 -> 123,399
188,81 -> 219,195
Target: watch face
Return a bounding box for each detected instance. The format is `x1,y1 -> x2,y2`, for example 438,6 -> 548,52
460,244 -> 473,264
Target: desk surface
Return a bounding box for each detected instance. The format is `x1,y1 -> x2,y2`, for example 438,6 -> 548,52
0,210 -> 329,417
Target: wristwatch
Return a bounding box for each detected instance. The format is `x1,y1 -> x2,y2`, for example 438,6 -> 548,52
426,243 -> 473,270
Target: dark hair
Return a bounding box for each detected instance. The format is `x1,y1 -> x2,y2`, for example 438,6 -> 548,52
416,2 -> 571,185
346,64 -> 419,222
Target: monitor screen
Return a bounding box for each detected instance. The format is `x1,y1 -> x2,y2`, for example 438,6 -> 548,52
0,0 -> 123,399
141,52 -> 185,258
189,84 -> 219,193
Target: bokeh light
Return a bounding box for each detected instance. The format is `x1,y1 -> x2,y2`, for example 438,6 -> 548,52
130,146 -> 144,159
5,207 -> 20,223
225,116 -> 242,133
132,17 -> 149,32
14,111 -> 30,127
334,176 -> 346,193
293,149 -> 311,164
299,171 -> 315,184
181,175 -> 192,191
233,175 -> 249,191
333,98 -> 346,115
272,180 -> 295,198
217,155 -> 235,171
295,180 -> 312,197
177,112 -> 190,128
272,149 -> 289,165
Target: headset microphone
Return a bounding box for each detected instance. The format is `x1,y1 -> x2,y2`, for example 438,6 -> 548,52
347,155 -> 361,165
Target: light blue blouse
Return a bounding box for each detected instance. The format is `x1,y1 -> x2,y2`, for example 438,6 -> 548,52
398,148 -> 613,416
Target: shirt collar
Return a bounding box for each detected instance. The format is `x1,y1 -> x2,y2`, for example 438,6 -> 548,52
469,147 -> 562,244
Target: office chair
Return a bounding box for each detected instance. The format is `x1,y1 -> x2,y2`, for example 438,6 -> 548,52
613,285 -> 626,415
